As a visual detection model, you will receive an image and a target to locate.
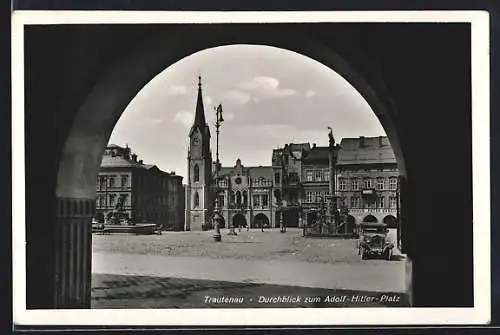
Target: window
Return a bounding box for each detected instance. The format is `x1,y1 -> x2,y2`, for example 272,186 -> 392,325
253,195 -> 260,208
365,198 -> 376,208
243,191 -> 248,207
378,196 -> 385,208
351,178 -> 359,191
121,194 -> 129,207
194,192 -> 200,208
363,178 -> 372,189
306,171 -> 313,182
376,177 -> 384,190
340,197 -> 347,207
236,191 -> 242,205
194,165 -> 200,182
389,177 -> 398,190
108,176 -> 115,188
218,194 -> 225,207
121,175 -> 128,188
109,194 -> 116,207
350,196 -> 360,208
314,170 -> 322,181
274,172 -> 281,184
389,196 -> 397,208
305,192 -> 313,203
339,178 -> 346,191
262,195 -> 269,208
323,169 -> 330,181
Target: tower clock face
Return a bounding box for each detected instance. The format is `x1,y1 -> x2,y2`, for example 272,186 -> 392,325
193,138 -> 199,145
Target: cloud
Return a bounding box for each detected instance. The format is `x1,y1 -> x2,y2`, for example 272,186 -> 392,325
225,113 -> 236,120
239,76 -> 297,99
305,90 -> 316,98
224,90 -> 251,105
173,110 -> 193,127
148,118 -> 164,125
166,85 -> 187,95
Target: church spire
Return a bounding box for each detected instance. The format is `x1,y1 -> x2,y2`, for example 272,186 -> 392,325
189,76 -> 210,138
194,75 -> 206,127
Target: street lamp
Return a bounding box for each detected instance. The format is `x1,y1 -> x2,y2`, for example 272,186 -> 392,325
279,200 -> 288,233
212,104 -> 224,242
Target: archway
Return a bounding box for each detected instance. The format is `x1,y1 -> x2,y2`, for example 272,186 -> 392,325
346,215 -> 356,234
363,214 -> 378,223
51,25 -> 407,308
218,215 -> 226,229
22,22 -> 478,310
253,213 -> 270,229
232,213 -> 247,229
383,215 -> 398,229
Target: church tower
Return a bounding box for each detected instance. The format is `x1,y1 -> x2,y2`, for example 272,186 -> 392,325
185,76 -> 213,231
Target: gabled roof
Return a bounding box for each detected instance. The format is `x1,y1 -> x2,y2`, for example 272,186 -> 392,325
302,146 -> 330,162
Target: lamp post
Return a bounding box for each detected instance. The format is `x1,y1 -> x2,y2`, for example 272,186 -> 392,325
212,104 -> 224,242
279,200 -> 287,233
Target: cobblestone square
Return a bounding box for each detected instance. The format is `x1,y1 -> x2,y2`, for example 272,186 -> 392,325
92,228 -> 408,308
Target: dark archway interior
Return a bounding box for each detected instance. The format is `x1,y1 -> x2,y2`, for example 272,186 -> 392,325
24,23 -> 472,308
232,213 -> 247,228
254,214 -> 270,228
363,215 -> 378,223
383,215 -> 398,229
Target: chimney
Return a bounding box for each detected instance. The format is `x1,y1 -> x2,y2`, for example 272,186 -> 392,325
131,154 -> 137,162
139,159 -> 143,164
360,136 -> 365,148
312,143 -> 316,148
379,136 -> 384,147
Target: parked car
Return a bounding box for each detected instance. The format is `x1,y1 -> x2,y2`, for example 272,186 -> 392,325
358,222 -> 394,260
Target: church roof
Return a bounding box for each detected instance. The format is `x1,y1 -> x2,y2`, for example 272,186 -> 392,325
189,76 -> 211,138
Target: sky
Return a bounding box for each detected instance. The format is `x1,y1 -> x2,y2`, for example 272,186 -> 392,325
108,44 -> 386,181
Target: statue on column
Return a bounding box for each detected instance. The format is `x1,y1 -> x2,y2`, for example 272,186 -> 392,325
328,126 -> 335,148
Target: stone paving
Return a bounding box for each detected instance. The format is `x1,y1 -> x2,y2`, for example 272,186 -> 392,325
91,274 -> 410,309
91,228 -> 408,309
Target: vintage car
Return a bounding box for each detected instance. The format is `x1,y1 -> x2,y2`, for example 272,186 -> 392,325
357,222 -> 394,260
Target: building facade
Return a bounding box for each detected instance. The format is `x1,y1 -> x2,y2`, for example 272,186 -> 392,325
336,136 -> 400,230
95,144 -> 185,230
185,78 -> 285,231
274,136 -> 400,232
213,159 -> 283,229
184,78 -> 399,232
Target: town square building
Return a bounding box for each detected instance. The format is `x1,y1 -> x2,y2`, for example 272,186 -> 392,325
95,144 -> 185,231
185,78 -> 284,231
185,78 -> 400,232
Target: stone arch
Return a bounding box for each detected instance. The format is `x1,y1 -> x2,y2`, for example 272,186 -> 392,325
253,213 -> 270,228
383,215 -> 398,229
346,215 -> 356,234
51,25 -> 408,309
232,213 -> 247,228
363,214 -> 378,223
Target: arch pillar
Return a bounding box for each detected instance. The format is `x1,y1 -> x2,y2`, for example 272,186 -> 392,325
54,197 -> 94,308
